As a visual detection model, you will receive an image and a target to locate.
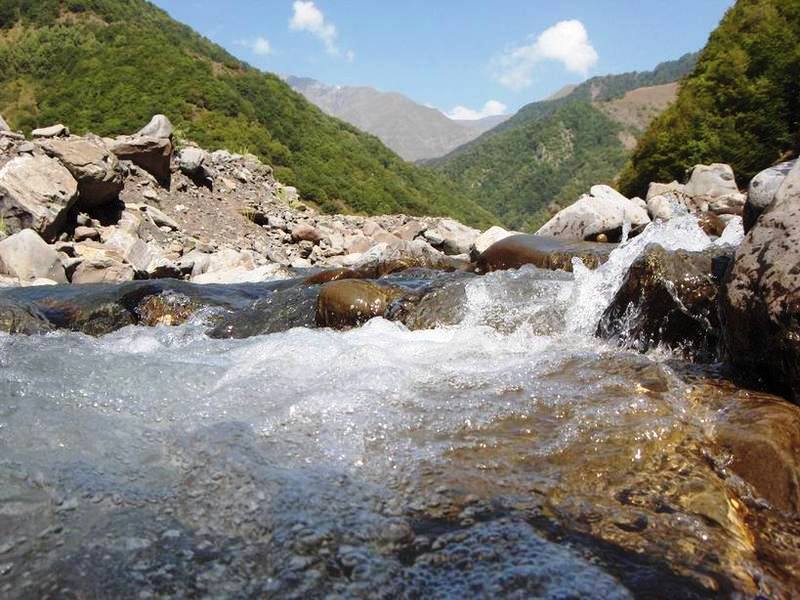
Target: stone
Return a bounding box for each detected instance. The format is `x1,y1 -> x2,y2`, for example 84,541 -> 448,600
537,185 -> 650,241
73,226 -> 100,242
110,136 -> 173,185
316,279 -> 405,329
0,229 -> 67,283
0,155 -> 79,241
31,124 -> 69,139
745,160 -> 796,232
39,136 -> 123,207
191,263 -> 290,284
470,226 -> 516,261
70,258 -> 135,284
132,204 -> 179,231
103,229 -> 154,273
477,234 -> 615,273
291,223 -> 322,244
711,393 -> 800,513
135,114 -> 173,139
596,244 -> 732,360
0,114 -> 9,132
425,219 -> 480,255
720,161 -> 800,402
393,220 -> 426,241
685,163 -> 745,215
344,234 -> 373,254
146,257 -> 182,279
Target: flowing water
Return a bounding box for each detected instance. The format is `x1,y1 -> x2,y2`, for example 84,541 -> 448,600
2,216 -> 800,598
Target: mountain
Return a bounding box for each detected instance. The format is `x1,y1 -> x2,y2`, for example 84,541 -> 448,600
619,0 -> 800,197
287,76 -> 509,162
431,53 -> 697,231
0,0 -> 494,228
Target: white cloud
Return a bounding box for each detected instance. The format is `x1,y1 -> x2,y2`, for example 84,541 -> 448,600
493,20 -> 598,91
235,36 -> 273,56
445,100 -> 508,121
290,0 -> 353,60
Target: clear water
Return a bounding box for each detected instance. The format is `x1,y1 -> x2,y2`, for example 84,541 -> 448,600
3,216 -> 799,598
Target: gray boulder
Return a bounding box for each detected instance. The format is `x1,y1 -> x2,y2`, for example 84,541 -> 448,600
685,163 -> 746,215
39,136 -> 123,207
71,258 -> 135,284
31,124 -> 69,139
110,136 -> 173,185
424,218 -> 479,255
721,160 -> 800,402
136,114 -> 173,139
537,185 -> 650,241
0,229 -> 67,283
745,160 -> 797,232
0,155 -> 79,241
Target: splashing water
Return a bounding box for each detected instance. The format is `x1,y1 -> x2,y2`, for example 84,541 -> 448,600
1,214 -> 789,600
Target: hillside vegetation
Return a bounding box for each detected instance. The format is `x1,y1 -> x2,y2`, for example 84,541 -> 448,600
433,54 -> 696,231
0,0 -> 494,227
619,0 -> 800,197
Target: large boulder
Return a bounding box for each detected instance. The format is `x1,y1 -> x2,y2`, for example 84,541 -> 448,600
316,279 -> 405,329
597,244 -> 732,360
0,229 -> 67,283
477,234 -> 615,273
31,124 -> 69,139
110,136 -> 172,185
721,160 -> 800,402
685,163 -> 745,215
0,155 -> 79,241
537,185 -> 650,242
470,226 -> 517,261
136,114 -> 173,139
744,160 -> 797,232
71,258 -> 135,284
424,218 -> 480,255
39,136 -> 123,207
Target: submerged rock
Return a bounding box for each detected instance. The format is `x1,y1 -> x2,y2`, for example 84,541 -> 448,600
316,279 -> 405,329
597,244 -> 731,360
477,234 -> 614,273
721,160 -> 800,402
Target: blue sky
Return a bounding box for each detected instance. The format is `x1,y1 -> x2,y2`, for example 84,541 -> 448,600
152,0 -> 734,119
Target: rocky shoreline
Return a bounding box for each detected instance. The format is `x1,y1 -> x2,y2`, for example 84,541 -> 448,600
2,113 -> 800,406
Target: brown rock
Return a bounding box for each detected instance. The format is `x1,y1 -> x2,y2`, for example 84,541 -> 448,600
477,234 -> 615,273
291,223 -> 322,243
316,279 -> 404,329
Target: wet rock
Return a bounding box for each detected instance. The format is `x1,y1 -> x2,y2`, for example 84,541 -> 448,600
721,160 -> 800,402
696,212 -> 726,237
745,160 -> 796,232
136,292 -> 198,326
346,240 -> 468,276
110,136 -> 173,185
0,302 -> 53,334
470,226 -> 516,261
31,124 -> 69,139
316,279 -> 405,329
39,136 -> 123,207
685,163 -> 745,215
71,258 -> 135,284
0,229 -> 67,283
712,394 -> 800,513
477,234 -> 614,273
597,244 -> 731,360
537,185 -> 650,241
135,114 -> 173,139
0,155 -> 79,241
